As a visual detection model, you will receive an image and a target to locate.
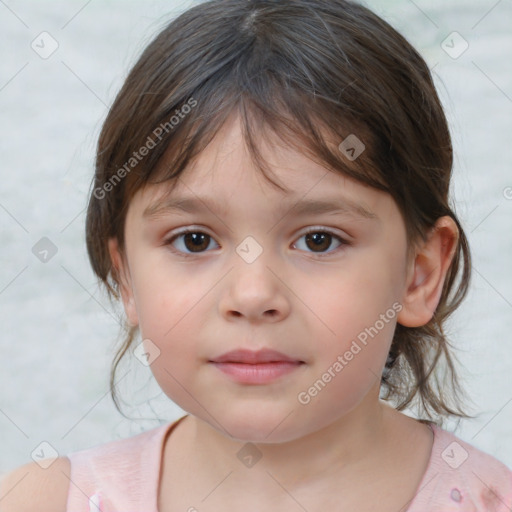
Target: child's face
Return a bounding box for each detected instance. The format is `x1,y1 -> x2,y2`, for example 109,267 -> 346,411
113,114 -> 415,442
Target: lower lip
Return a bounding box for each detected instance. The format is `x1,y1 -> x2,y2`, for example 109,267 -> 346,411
210,361 -> 303,384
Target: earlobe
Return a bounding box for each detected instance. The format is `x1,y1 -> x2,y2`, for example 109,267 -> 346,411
107,238 -> 139,327
397,216 -> 458,328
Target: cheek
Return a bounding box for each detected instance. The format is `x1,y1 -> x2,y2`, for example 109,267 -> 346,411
128,252 -> 215,358
296,273 -> 399,416
303,263 -> 401,341
129,250 -> 207,335
295,250 -> 403,381
130,262 -> 211,404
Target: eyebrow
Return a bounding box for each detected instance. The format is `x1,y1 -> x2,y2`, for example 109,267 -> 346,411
143,195 -> 379,222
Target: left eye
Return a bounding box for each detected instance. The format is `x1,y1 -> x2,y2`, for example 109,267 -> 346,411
164,228 -> 347,257
293,229 -> 346,255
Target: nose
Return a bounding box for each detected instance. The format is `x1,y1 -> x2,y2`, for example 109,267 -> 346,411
218,254 -> 291,324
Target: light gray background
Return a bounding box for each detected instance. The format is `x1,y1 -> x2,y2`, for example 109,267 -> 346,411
0,0 -> 511,478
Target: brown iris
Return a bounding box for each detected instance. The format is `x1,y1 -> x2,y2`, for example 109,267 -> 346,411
183,232 -> 210,252
304,232 -> 332,252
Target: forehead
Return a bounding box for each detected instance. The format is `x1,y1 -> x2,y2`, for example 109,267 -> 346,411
129,113 -> 394,224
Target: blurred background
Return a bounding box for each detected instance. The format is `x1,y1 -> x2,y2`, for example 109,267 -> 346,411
0,0 -> 511,478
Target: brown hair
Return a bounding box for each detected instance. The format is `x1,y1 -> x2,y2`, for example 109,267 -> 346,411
86,0 -> 474,426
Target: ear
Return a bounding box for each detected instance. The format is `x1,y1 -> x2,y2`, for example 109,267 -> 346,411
108,238 -> 139,327
397,216 -> 459,328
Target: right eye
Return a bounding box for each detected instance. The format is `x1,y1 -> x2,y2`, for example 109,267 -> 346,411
164,229 -> 219,257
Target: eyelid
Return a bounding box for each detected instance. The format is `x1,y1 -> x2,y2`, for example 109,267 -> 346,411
299,225 -> 351,241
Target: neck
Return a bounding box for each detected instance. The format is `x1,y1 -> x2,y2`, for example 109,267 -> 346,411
184,386 -> 395,494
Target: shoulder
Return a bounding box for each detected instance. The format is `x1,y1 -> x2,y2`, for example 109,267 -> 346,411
0,456 -> 71,512
0,419 -> 185,512
430,425 -> 512,510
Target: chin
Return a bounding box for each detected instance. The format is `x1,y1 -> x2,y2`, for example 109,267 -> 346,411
212,408 -> 306,444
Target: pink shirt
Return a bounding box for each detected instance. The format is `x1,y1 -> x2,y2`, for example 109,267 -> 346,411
66,415 -> 512,511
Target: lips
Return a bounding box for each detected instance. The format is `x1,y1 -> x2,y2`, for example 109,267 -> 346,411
209,349 -> 304,384
209,349 -> 305,384
209,348 -> 303,364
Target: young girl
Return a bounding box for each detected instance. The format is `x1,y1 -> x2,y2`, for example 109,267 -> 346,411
2,0 -> 511,510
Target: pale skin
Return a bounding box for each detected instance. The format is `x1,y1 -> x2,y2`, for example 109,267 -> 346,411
0,114 -> 459,511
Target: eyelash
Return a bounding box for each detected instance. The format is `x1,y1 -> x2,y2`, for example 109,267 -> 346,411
163,226 -> 350,259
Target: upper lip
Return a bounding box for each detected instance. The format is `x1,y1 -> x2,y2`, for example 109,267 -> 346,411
210,349 -> 302,364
